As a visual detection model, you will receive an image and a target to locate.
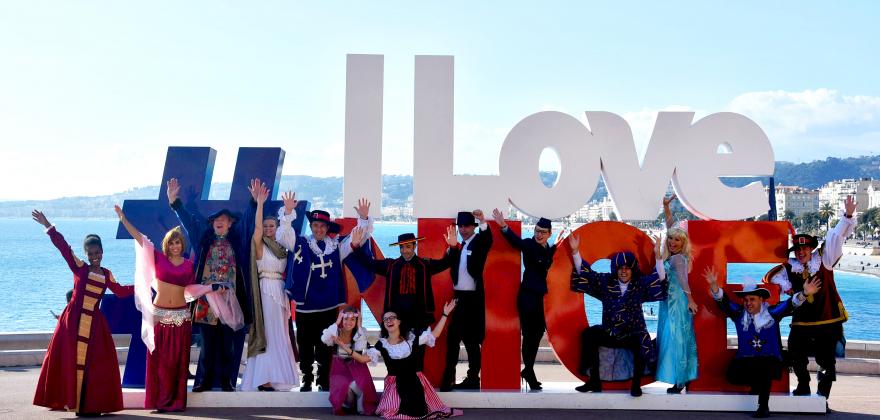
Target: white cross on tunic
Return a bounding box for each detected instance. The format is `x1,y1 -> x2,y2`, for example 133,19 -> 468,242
751,336 -> 764,351
311,255 -> 334,279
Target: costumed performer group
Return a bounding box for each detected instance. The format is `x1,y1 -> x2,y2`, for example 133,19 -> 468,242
29,188 -> 859,418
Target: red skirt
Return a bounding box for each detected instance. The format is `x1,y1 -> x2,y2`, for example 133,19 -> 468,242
145,306 -> 192,412
33,305 -> 123,414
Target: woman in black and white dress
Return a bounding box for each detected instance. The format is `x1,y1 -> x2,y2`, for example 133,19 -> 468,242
367,300 -> 462,419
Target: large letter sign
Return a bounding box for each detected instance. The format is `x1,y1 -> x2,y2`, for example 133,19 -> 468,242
119,53 -> 787,395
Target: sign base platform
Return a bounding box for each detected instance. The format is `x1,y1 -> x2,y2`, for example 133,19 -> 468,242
122,381 -> 827,413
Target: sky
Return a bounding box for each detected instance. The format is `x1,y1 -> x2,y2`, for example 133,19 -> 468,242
1,1 -> 879,200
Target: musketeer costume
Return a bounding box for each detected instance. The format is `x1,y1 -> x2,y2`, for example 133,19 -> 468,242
711,282 -> 807,417
278,208 -> 373,390
765,213 -> 855,398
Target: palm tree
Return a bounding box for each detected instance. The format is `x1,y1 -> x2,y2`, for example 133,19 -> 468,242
818,202 -> 835,230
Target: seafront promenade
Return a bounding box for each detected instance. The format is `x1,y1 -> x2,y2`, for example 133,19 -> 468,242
2,364 -> 878,419
2,332 -> 879,419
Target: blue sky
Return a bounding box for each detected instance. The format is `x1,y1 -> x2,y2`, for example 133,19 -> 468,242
1,1 -> 879,200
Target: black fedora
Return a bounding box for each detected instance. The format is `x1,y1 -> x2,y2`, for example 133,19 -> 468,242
389,233 -> 425,247
456,211 -> 478,226
307,210 -> 341,234
788,234 -> 819,254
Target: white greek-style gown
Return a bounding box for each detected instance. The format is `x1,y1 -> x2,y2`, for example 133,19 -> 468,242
240,245 -> 300,391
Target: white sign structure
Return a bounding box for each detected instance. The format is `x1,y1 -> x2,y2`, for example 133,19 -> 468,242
344,54 -> 774,221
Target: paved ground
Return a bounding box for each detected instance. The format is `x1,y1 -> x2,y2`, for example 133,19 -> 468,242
2,363 -> 878,419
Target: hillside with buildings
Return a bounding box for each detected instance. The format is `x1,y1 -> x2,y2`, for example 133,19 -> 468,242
3,156 -> 880,230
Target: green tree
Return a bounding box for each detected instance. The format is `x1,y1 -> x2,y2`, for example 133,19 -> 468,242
818,202 -> 835,229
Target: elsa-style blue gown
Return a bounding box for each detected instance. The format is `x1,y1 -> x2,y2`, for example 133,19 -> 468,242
656,254 -> 698,386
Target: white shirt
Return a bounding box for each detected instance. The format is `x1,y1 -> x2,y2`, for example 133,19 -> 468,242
455,233 -> 478,291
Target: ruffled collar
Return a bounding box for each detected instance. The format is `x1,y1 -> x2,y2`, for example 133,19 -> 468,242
307,235 -> 337,257
789,253 -> 821,275
742,302 -> 774,333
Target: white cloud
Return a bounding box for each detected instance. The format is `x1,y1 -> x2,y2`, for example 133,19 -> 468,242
727,89 -> 880,162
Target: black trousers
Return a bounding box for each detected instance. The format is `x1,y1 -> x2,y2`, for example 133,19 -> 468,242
579,325 -> 646,385
295,308 -> 338,388
518,289 -> 546,372
728,357 -> 782,409
442,291 -> 485,385
789,323 -> 843,395
196,322 -> 236,389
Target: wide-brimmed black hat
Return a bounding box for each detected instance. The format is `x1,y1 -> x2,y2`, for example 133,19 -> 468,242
733,281 -> 771,299
389,233 -> 425,247
307,210 -> 341,234
788,234 -> 819,253
456,211 -> 478,226
535,218 -> 552,230
207,209 -> 239,223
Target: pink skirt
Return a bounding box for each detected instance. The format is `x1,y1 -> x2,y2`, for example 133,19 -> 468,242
329,355 -> 379,415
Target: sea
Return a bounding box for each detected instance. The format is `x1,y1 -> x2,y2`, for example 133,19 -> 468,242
2,219 -> 879,341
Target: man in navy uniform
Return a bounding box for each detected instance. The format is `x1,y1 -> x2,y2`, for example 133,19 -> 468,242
441,210 -> 494,391
493,210 -> 560,390
569,234 -> 667,396
706,269 -> 820,418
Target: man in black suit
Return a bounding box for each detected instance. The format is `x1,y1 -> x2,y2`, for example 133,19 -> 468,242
441,209 -> 494,391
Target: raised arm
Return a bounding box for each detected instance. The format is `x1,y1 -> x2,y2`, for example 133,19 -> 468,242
473,209 -> 493,253
663,194 -> 676,229
428,300 -> 457,340
340,198 -> 374,261
33,210 -> 84,272
426,225 -> 460,275
249,179 -> 269,260
276,191 -> 299,250
822,195 -> 857,267
704,267 -> 741,318
348,241 -> 392,275
167,178 -> 199,246
494,208 -> 523,250
114,205 -> 144,246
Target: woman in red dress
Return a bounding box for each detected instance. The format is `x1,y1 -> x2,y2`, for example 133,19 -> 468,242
31,210 -> 134,416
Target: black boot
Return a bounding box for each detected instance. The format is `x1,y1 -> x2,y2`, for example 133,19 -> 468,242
300,374 -> 313,392
792,381 -> 811,396
817,368 -> 834,398
752,404 -> 770,418
817,379 -> 832,399
453,376 -> 480,390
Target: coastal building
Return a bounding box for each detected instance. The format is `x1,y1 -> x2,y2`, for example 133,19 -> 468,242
765,185 -> 819,219
868,184 -> 880,210
819,178 -> 880,214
